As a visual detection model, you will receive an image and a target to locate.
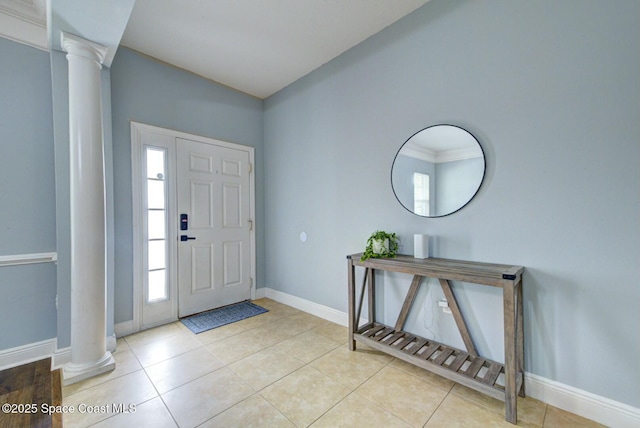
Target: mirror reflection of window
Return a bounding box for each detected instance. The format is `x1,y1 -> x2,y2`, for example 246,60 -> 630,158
413,172 -> 430,216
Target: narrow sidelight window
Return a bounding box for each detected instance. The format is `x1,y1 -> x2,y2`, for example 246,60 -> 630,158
145,147 -> 168,301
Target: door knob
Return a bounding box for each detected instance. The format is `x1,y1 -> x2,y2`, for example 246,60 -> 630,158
180,235 -> 196,241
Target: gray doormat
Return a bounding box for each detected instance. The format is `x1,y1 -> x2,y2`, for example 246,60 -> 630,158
180,301 -> 268,334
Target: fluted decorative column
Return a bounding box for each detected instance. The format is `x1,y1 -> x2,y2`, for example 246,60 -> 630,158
61,32 -> 115,385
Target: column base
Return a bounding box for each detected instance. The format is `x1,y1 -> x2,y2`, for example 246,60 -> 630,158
62,352 -> 116,386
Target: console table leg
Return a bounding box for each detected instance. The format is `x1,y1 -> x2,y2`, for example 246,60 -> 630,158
367,267 -> 376,329
517,278 -> 525,398
503,281 -> 517,424
348,259 -> 356,351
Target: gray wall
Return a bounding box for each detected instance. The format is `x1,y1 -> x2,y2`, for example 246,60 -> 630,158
109,47 -> 264,324
0,38 -> 57,349
264,0 -> 640,408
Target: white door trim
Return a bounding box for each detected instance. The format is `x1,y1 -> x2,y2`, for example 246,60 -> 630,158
130,122 -> 256,333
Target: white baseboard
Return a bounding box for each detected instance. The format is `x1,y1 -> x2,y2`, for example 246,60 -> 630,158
0,338 -> 56,371
2,335 -> 122,372
526,372 -> 640,428
107,334 -> 117,353
254,287 -> 266,299
52,347 -> 70,369
261,287 -> 640,428
263,287 -> 351,327
114,320 -> 134,338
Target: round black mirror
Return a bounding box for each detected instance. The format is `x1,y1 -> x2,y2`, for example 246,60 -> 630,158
391,124 -> 485,217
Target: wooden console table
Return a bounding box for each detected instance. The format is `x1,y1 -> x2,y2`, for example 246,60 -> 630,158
347,253 -> 525,424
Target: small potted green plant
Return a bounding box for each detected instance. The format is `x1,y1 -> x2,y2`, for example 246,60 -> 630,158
361,230 -> 399,261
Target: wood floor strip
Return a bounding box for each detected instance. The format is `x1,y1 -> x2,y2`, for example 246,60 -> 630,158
0,358 -> 61,428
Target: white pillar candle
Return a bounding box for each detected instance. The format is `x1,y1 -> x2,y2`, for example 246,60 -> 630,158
414,234 -> 429,259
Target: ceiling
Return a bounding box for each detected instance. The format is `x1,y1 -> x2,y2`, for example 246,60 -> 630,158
0,0 -> 430,98
120,0 -> 430,99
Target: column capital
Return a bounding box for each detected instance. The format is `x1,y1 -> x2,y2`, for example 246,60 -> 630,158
60,32 -> 107,66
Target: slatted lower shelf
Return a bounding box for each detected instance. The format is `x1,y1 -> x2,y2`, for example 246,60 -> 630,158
355,322 -> 517,401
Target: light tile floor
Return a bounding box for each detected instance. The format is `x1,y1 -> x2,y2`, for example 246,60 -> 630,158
62,298 -> 605,428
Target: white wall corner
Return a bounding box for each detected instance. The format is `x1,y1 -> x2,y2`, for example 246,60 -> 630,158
261,287 -> 640,428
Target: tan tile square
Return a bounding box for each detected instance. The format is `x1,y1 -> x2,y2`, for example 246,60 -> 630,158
425,393 -> 516,428
390,358 -> 455,391
311,345 -> 388,389
193,319 -> 251,346
62,349 -> 143,397
229,345 -> 305,390
357,365 -> 448,427
131,332 -> 201,367
63,370 -> 157,427
162,367 -> 254,427
231,309 -> 290,330
277,330 -> 342,363
124,323 -> 186,349
207,326 -> 290,364
91,397 -> 177,428
261,366 -> 350,427
145,347 -> 225,393
451,384 -> 545,426
200,394 -> 295,428
312,322 -> 349,344
311,392 -> 412,428
262,311 -> 326,337
543,405 -> 606,428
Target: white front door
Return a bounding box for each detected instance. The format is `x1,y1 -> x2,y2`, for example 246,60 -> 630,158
132,122 -> 255,331
176,138 -> 252,317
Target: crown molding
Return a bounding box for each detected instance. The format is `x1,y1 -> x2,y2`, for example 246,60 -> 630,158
401,141 -> 482,164
434,146 -> 483,163
0,0 -> 45,26
0,0 -> 47,50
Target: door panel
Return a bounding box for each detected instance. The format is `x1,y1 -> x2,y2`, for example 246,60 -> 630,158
191,244 -> 214,293
223,184 -> 242,228
190,181 -> 214,228
177,138 -> 251,317
223,241 -> 242,286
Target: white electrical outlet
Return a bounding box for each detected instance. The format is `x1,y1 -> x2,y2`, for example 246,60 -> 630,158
438,298 -> 452,314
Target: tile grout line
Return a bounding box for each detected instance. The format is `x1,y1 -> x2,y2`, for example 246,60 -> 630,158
302,355 -> 403,428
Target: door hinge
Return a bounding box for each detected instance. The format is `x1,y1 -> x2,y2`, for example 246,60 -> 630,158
248,163 -> 253,174
249,277 -> 253,288
248,219 -> 253,230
